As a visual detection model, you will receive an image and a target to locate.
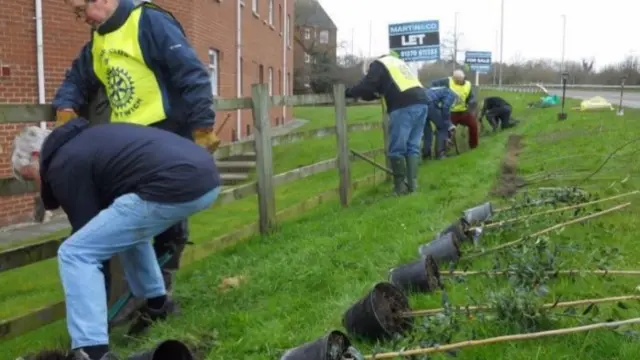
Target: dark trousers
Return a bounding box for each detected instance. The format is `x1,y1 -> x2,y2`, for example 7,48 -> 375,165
487,105 -> 512,129
451,111 -> 479,149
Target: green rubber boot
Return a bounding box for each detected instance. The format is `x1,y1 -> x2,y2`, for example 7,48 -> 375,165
406,155 -> 420,192
389,156 -> 408,196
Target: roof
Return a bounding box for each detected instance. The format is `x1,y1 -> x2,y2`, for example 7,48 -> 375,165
294,0 -> 337,30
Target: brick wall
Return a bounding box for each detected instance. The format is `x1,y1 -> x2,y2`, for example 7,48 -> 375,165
0,0 -> 295,226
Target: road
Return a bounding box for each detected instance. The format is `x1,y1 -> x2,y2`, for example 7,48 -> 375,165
550,89 -> 640,108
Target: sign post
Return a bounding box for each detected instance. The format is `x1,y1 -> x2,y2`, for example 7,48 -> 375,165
464,51 -> 492,86
388,20 -> 440,63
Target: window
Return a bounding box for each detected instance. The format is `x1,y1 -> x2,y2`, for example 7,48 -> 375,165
208,49 -> 219,96
252,0 -> 258,13
304,53 -> 311,63
268,0 -> 274,25
287,72 -> 291,94
278,69 -> 282,94
286,14 -> 291,46
304,28 -> 311,40
319,30 -> 329,44
268,67 -> 273,95
259,64 -> 264,83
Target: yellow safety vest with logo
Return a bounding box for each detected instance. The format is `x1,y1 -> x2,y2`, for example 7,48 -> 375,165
448,77 -> 472,112
91,3 -> 179,125
375,55 -> 423,110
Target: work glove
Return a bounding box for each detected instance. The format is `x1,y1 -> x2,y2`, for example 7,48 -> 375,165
55,109 -> 77,127
193,127 -> 221,153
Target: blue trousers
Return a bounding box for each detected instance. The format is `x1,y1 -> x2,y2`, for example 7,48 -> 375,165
57,187 -> 220,349
388,104 -> 428,158
422,105 -> 450,156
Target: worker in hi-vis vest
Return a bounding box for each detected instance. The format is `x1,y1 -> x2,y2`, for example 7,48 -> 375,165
431,70 -> 479,149
345,52 -> 429,195
51,0 -> 218,352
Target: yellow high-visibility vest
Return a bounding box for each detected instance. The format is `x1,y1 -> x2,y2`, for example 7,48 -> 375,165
377,56 -> 423,92
448,77 -> 472,112
91,4 -> 171,125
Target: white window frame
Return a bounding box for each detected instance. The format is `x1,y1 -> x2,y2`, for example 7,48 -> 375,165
304,28 -> 311,40
208,49 -> 219,96
252,0 -> 258,13
268,0 -> 274,25
268,67 -> 273,95
304,53 -> 311,63
319,30 -> 329,44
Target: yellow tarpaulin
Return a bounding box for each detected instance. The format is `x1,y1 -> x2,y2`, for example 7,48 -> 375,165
573,96 -> 614,111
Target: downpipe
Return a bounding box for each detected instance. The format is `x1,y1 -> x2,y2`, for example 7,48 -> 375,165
236,0 -> 242,141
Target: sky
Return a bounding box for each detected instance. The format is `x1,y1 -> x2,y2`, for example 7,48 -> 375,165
318,0 -> 640,69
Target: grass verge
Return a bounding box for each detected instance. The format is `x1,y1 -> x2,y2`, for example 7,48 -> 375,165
6,91 -> 640,359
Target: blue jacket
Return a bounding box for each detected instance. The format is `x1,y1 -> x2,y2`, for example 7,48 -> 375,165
52,0 -> 214,139
425,87 -> 457,126
430,77 -> 477,112
345,59 -> 428,113
40,118 -> 221,233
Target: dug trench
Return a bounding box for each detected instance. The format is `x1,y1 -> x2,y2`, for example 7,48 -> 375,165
490,134 -> 525,197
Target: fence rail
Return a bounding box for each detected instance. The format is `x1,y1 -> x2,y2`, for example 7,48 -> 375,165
0,83 -> 390,342
480,83 -> 634,93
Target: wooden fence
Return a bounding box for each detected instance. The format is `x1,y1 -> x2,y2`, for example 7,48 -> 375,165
0,83 -> 388,341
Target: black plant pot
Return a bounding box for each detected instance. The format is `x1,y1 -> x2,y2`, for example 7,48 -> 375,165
388,255 -> 441,294
440,220 -> 471,242
280,330 -> 351,360
462,202 -> 493,225
342,282 -> 412,342
418,232 -> 461,264
126,339 -> 193,360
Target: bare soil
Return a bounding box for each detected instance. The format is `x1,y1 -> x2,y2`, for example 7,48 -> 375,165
424,255 -> 442,290
373,283 -> 411,336
491,134 -> 525,197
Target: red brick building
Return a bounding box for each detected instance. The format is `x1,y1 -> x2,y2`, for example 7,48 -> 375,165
0,0 -> 295,225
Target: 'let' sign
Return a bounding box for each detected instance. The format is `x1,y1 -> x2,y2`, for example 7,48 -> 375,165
464,51 -> 492,74
388,20 -> 440,63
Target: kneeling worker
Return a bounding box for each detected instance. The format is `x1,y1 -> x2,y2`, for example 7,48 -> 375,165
431,70 -> 479,150
423,86 -> 458,160
345,52 -> 429,194
11,118 -> 221,360
479,95 -> 519,131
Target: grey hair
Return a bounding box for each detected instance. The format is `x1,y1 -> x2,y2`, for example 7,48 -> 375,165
11,126 -> 51,182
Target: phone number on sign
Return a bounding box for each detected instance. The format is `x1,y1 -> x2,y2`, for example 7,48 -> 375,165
400,48 -> 438,58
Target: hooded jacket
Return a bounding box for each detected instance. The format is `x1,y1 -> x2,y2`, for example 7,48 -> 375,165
40,118 -> 220,233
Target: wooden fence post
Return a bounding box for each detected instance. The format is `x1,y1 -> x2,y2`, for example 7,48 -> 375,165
251,83 -> 276,233
333,84 -> 351,206
381,102 -> 391,182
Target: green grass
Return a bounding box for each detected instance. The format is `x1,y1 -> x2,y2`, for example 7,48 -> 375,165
4,92 -> 640,359
293,104 -> 382,131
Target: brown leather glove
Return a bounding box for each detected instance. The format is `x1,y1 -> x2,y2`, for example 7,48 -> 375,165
193,127 -> 221,153
55,109 -> 77,127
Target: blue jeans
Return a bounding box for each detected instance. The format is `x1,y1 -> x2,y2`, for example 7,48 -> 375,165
57,187 -> 220,349
388,103 -> 428,158
423,105 -> 450,156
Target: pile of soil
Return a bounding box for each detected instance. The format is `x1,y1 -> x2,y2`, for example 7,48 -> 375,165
491,134 -> 525,197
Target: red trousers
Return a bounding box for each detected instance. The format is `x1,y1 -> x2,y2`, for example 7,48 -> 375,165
451,112 -> 479,149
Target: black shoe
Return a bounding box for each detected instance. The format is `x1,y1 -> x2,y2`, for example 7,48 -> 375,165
127,298 -> 181,336
421,152 -> 432,161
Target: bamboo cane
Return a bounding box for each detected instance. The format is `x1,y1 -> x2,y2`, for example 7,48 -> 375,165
463,202 -> 630,261
403,295 -> 640,318
364,317 -> 640,359
443,269 -> 640,277
483,191 -> 638,229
